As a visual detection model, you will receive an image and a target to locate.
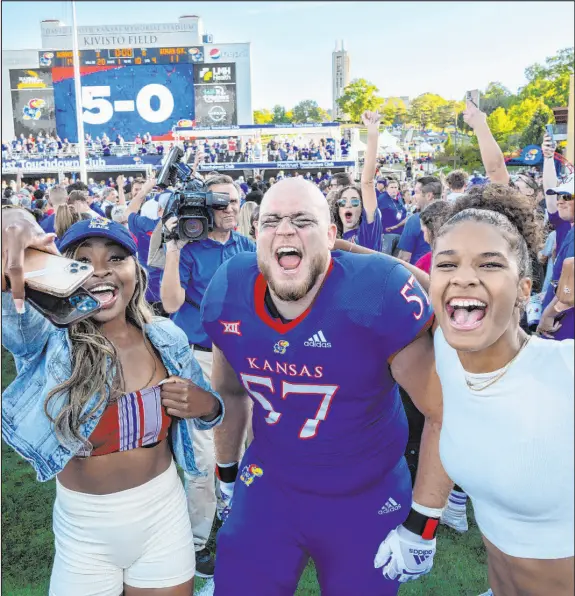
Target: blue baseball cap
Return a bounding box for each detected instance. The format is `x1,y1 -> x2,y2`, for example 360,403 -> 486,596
58,218 -> 137,255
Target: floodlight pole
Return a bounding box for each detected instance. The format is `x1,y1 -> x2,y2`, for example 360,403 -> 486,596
71,0 -> 87,183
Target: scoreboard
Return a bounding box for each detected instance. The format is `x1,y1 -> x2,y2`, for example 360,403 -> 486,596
39,46 -> 205,67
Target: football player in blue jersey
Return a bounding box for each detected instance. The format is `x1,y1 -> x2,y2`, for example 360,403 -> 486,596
201,177 -> 453,596
330,111 -> 383,251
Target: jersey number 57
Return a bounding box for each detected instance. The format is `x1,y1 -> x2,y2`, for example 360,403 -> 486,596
240,374 -> 339,440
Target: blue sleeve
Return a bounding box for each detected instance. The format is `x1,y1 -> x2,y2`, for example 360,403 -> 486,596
39,215 -> 55,234
357,208 -> 383,251
127,212 -> 142,235
1,292 -> 57,360
397,216 -> 417,254
178,245 -> 194,292
200,258 -> 232,343
376,262 -> 434,358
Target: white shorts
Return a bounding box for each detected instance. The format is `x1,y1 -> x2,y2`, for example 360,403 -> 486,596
49,460 -> 195,595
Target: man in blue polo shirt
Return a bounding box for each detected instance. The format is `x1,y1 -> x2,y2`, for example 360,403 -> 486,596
397,176 -> 442,264
161,173 -> 255,579
378,178 -> 407,255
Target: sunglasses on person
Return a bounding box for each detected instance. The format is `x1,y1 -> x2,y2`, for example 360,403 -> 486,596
336,198 -> 361,208
557,193 -> 574,202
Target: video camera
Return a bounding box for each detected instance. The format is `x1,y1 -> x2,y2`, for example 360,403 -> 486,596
156,145 -> 230,242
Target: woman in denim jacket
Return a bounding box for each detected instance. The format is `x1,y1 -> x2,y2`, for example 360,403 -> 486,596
1,208 -> 224,596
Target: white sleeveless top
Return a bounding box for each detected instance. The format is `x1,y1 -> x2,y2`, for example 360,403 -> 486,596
435,328 -> 574,558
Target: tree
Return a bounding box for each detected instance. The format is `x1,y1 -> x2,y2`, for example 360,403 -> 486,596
380,97 -> 408,126
336,78 -> 384,123
519,106 -> 552,147
487,106 -> 516,148
407,93 -> 448,130
253,109 -> 273,125
519,47 -> 574,108
271,105 -> 291,124
480,82 -> 515,115
291,99 -> 324,123
508,97 -> 551,132
434,100 -> 465,131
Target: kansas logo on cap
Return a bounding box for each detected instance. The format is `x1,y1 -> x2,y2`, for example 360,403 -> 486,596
89,218 -> 111,230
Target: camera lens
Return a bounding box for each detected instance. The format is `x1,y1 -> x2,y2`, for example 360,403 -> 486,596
182,217 -> 204,239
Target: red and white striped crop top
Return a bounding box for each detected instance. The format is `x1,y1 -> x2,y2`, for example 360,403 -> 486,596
78,385 -> 172,457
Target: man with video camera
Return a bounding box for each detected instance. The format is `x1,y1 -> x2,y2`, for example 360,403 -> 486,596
161,173 -> 255,578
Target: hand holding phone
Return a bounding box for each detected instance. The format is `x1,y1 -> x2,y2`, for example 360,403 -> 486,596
26,286 -> 101,327
2,207 -> 59,312
465,89 -> 481,109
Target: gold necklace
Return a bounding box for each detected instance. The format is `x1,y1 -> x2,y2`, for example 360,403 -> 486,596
465,335 -> 532,392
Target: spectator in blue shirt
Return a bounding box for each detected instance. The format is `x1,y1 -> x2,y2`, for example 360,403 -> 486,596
378,178 -> 407,255
397,175 -> 442,265
160,173 -> 255,577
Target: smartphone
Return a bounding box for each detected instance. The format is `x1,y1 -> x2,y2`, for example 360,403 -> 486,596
24,248 -> 94,297
26,286 -> 101,328
466,90 -> 481,109
545,124 -> 555,143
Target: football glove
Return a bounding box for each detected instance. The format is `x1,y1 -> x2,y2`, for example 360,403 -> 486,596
374,524 -> 436,583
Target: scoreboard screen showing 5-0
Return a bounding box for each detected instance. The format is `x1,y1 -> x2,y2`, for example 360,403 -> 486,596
52,63 -> 195,141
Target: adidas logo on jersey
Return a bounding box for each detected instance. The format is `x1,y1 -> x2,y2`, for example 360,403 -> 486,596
304,330 -> 331,348
378,497 -> 401,515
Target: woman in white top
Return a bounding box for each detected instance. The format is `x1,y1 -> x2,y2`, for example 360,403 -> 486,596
428,184 -> 574,595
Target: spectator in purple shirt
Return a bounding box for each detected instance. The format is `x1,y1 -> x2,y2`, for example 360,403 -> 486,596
538,178 -> 574,340
329,111 -> 382,251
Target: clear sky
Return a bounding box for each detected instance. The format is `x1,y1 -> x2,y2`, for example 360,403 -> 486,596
2,1 -> 573,110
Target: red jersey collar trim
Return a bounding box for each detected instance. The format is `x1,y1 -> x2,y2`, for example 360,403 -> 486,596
254,259 -> 334,334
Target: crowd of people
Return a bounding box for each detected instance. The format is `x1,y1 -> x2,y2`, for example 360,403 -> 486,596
1,97 -> 573,596
2,131 -> 351,164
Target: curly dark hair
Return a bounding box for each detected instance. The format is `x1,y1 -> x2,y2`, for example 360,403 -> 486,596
420,200 -> 453,244
446,170 -> 468,191
329,184 -> 363,238
436,183 -> 544,279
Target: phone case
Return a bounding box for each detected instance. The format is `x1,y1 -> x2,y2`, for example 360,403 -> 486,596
26,286 -> 101,328
24,248 -> 94,297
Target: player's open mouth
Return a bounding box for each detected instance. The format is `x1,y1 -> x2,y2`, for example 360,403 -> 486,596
88,283 -> 119,309
445,297 -> 487,331
344,210 -> 353,223
275,246 -> 302,271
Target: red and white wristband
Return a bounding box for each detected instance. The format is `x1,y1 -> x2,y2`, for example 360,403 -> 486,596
402,502 -> 443,540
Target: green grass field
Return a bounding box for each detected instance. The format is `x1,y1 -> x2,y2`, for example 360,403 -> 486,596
1,348 -> 489,595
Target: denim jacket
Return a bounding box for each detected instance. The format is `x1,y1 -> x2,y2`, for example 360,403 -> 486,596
1,292 -> 224,482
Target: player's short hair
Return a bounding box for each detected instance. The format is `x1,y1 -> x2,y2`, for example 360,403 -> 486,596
48,184 -> 68,207
446,170 -> 468,191
331,173 -> 353,188
417,176 -> 443,200
205,174 -> 241,200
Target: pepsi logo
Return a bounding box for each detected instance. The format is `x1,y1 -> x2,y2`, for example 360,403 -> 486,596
210,48 -> 221,60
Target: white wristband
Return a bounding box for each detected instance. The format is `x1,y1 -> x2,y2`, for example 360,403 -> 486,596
412,500 -> 444,519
